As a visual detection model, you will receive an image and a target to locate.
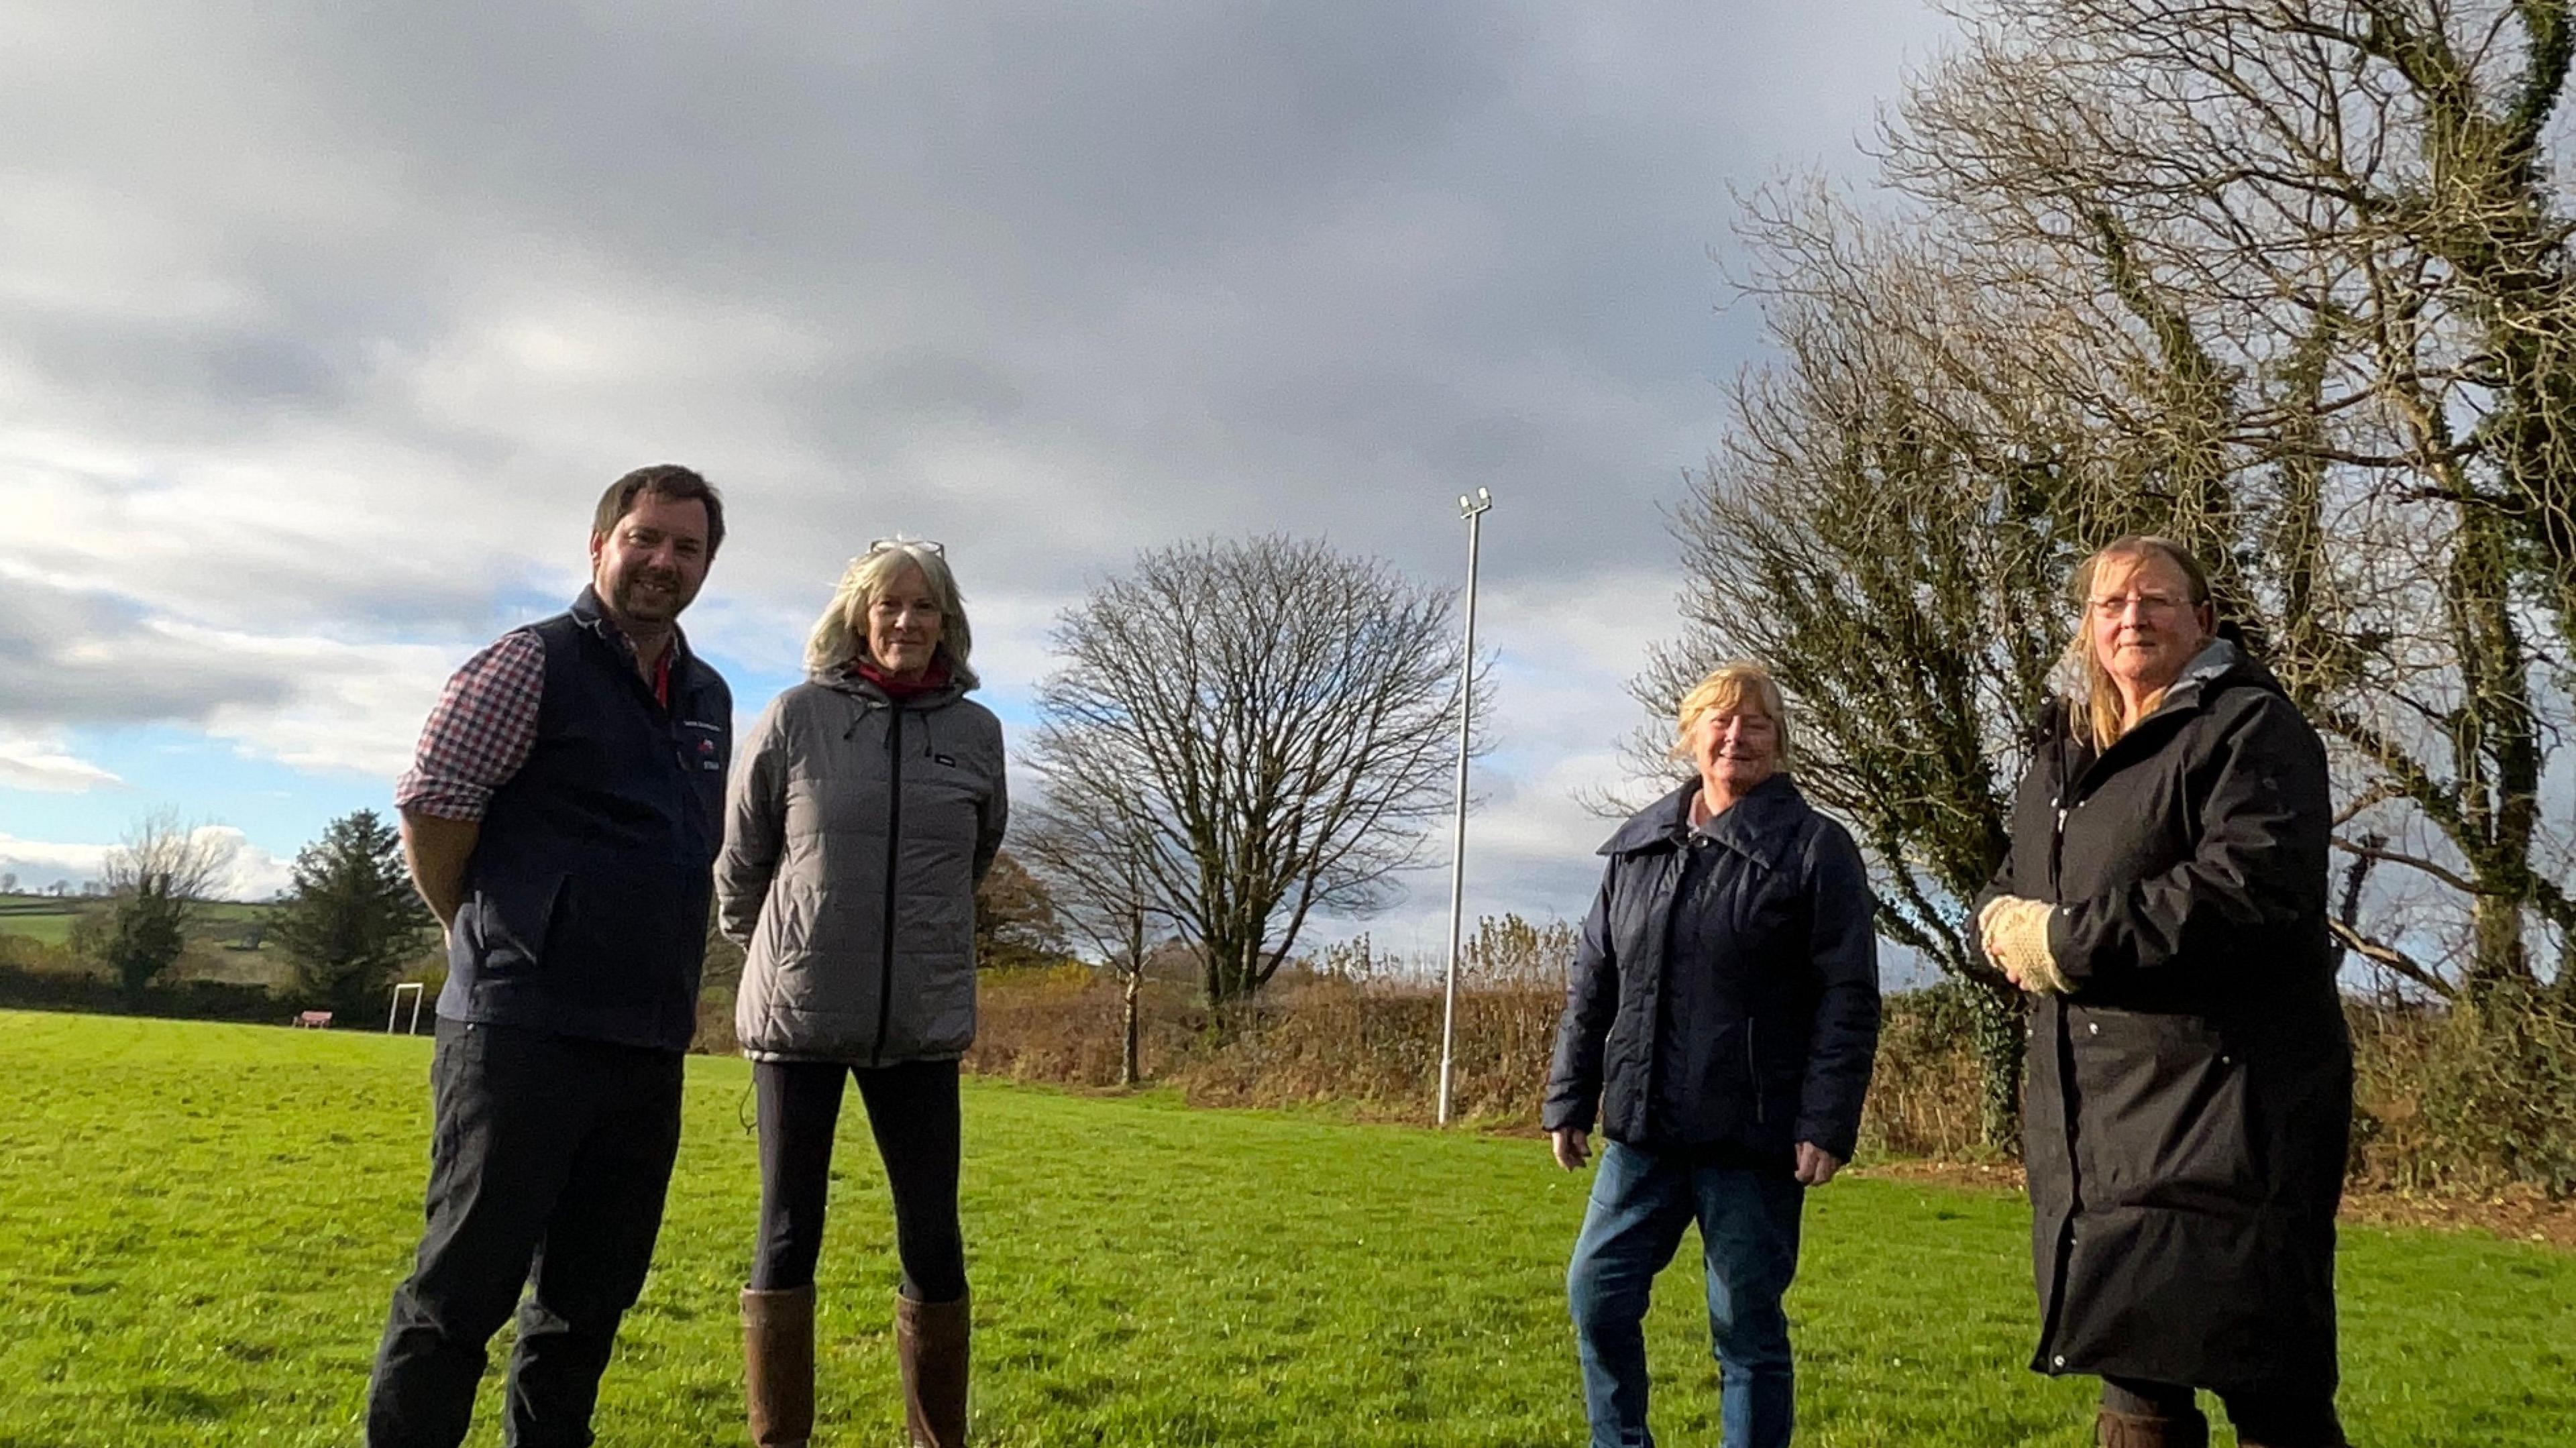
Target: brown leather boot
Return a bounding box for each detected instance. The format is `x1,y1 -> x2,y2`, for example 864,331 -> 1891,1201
896,1290 -> 970,1447
742,1285 -> 815,1448
2099,1408 -> 2210,1448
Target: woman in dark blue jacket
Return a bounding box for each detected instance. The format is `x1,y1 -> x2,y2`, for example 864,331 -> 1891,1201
1544,662 -> 1880,1448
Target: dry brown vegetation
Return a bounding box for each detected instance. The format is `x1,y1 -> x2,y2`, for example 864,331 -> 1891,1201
942,915 -> 2576,1214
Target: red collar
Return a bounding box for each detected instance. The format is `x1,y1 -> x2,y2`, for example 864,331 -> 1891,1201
851,657 -> 949,700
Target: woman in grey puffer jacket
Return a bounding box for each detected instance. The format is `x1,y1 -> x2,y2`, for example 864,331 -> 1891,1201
716,538 -> 1006,1448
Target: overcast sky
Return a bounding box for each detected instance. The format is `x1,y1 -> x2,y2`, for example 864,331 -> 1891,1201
1,1 -> 1954,958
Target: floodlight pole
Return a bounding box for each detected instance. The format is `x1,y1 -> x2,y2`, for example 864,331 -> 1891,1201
1436,487 -> 1493,1127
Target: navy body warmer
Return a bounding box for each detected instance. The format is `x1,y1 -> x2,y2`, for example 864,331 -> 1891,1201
437,598 -> 733,1052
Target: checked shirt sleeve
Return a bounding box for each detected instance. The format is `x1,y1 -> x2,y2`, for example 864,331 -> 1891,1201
394,630 -> 545,822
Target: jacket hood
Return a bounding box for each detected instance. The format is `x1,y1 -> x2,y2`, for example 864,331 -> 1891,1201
2054,636 -> 2289,750
2144,636 -> 2290,723
1599,772 -> 1808,871
808,661 -> 971,710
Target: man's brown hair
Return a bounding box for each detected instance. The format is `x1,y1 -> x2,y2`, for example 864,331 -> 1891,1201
592,464 -> 726,556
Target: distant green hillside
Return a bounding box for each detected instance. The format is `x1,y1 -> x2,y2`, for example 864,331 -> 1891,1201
0,895 -> 87,946
0,893 -> 284,974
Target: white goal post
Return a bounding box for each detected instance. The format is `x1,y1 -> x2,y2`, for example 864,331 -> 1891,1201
388,981 -> 426,1035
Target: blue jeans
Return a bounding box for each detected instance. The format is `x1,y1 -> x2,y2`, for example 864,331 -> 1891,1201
1566,1141 -> 1805,1448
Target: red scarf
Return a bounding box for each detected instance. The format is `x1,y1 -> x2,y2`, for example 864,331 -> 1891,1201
851,657 -> 950,700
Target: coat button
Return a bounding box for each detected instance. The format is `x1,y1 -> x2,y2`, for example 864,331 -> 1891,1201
2087,1022 -> 2100,1036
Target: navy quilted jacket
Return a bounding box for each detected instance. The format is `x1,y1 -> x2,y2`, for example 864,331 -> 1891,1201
1542,774 -> 1881,1162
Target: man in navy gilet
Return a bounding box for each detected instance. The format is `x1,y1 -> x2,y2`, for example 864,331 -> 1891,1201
367,465 -> 733,1448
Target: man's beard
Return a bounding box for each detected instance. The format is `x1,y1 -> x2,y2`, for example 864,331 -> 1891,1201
607,567 -> 691,624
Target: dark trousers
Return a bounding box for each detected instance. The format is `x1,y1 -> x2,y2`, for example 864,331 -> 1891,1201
751,1057 -> 966,1302
1566,1141 -> 1806,1448
2103,1376 -> 2346,1446
366,1019 -> 686,1448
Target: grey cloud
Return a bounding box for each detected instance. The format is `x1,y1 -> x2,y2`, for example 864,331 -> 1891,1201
0,575 -> 291,724
869,349 -> 1027,427
1,1 -> 1960,917
4,3 -> 1952,588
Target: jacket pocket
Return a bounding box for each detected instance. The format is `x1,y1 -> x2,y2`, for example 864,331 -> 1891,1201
2071,1008 -> 2261,1211
468,873 -> 568,979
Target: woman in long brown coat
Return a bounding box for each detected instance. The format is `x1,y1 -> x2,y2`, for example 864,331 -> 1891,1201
1978,536 -> 2353,1448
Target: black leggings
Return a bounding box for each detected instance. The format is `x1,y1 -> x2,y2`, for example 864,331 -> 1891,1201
750,1058 -> 966,1303
2103,1376 -> 2344,1446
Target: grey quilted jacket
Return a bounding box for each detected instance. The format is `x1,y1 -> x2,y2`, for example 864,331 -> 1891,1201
716,669 -> 1008,1064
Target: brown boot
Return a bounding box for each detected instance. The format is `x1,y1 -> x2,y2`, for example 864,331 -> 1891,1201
2099,1408 -> 2210,1448
895,1290 -> 970,1447
742,1285 -> 815,1448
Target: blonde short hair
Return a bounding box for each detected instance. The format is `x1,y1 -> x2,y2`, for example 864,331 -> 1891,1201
803,539 -> 978,686
1672,662 -> 1791,767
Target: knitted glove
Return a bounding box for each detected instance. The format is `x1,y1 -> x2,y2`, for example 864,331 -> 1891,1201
1977,895 -> 2067,994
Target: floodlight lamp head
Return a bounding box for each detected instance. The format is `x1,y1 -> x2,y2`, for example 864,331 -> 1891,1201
1477,488 -> 1491,504
1458,494 -> 1472,511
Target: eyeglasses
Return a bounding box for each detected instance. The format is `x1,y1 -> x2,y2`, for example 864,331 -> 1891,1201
2087,593 -> 2186,618
863,537 -> 945,558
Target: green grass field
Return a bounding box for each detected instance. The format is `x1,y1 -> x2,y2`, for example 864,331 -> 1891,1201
0,1012 -> 2567,1447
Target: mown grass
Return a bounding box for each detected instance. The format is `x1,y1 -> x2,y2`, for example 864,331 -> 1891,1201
0,1011 -> 2567,1447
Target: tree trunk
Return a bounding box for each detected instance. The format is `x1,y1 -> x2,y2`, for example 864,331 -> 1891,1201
1199,923 -> 1267,1011
1122,969 -> 1142,1087
1121,915 -> 1144,1087
2467,892 -> 2534,1005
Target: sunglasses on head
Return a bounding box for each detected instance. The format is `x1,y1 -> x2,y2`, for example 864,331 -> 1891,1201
861,537 -> 945,559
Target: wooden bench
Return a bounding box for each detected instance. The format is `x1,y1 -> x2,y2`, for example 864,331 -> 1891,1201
292,1010 -> 333,1029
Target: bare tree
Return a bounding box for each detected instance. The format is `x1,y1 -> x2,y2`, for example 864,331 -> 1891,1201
92,809 -> 238,1003
1884,0 -> 2576,1003
1028,536 -> 1482,1010
1649,183 -> 2116,1150
1014,791 -> 1164,1084
1658,0 -> 2576,1141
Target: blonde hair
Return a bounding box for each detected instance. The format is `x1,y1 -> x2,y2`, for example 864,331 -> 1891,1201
803,539 -> 978,686
2065,535 -> 2212,751
1672,662 -> 1792,767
